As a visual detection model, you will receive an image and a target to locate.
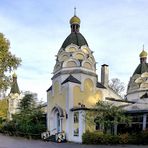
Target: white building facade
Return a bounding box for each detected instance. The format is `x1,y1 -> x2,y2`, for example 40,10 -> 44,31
47,13 -> 121,143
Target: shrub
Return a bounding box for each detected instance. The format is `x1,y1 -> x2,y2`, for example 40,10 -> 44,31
0,124 -> 4,133
2,121 -> 16,135
82,131 -> 104,144
140,130 -> 148,144
82,130 -> 148,145
105,134 -> 119,144
82,131 -> 119,144
118,133 -> 129,144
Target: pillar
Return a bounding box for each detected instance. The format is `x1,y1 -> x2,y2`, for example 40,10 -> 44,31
142,114 -> 147,130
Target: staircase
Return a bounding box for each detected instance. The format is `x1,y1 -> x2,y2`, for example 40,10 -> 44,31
46,135 -> 56,142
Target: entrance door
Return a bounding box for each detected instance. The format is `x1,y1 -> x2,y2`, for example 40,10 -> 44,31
56,112 -> 60,133
50,106 -> 63,135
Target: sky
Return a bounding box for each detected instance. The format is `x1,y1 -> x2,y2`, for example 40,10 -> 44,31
0,0 -> 148,101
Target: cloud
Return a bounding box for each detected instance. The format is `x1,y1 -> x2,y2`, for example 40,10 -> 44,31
1,0 -> 148,101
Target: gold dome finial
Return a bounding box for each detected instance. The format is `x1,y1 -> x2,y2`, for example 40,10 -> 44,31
74,7 -> 76,16
70,7 -> 80,25
12,72 -> 17,78
139,45 -> 147,58
143,44 -> 144,50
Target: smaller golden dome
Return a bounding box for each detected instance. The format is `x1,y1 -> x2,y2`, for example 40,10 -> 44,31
70,15 -> 80,24
12,72 -> 17,78
139,50 -> 147,58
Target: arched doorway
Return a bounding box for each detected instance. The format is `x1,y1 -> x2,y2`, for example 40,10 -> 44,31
50,106 -> 64,134
56,112 -> 60,133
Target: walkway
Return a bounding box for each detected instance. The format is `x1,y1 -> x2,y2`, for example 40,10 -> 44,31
0,134 -> 147,148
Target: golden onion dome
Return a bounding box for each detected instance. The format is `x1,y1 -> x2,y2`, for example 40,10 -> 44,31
70,15 -> 80,24
139,50 -> 147,58
12,72 -> 17,78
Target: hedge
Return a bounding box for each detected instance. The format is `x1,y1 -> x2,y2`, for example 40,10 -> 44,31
82,130 -> 148,145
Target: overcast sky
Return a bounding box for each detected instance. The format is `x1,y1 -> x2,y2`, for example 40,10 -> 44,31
0,0 -> 148,101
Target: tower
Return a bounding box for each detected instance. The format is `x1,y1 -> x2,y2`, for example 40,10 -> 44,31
47,11 -> 122,142
8,73 -> 22,120
127,47 -> 148,101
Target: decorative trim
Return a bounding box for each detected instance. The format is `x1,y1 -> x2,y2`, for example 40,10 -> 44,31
52,69 -> 97,80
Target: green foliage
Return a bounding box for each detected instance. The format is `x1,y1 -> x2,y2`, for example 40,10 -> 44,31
2,120 -> 16,135
82,131 -> 119,144
88,101 -> 131,134
82,130 -> 148,145
19,94 -> 35,111
129,130 -> 148,144
118,133 -> 129,144
0,98 -> 8,119
2,93 -> 46,138
0,33 -> 21,90
82,131 -> 104,144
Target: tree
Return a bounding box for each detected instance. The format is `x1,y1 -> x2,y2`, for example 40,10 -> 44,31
19,94 -> 35,111
12,93 -> 46,137
109,78 -> 125,96
0,33 -> 21,90
0,98 -> 8,120
86,101 -> 131,134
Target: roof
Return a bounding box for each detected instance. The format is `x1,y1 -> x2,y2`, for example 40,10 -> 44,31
47,86 -> 52,92
105,97 -> 135,103
140,93 -> 148,99
139,50 -> 147,58
70,107 -> 89,111
96,82 -> 106,89
125,110 -> 148,114
61,75 -> 81,85
70,15 -> 80,24
10,77 -> 20,94
61,32 -> 88,48
133,63 -> 148,75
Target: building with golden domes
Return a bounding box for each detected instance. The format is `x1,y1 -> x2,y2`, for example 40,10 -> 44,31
8,73 -> 22,120
127,48 -> 148,100
47,12 -> 122,142
121,48 -> 148,132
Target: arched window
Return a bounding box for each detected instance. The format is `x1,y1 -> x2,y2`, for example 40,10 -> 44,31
83,62 -> 92,70
66,61 -> 77,67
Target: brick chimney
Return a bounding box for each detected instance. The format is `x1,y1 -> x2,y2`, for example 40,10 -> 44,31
101,64 -> 109,87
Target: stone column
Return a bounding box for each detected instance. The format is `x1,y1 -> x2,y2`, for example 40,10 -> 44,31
142,114 -> 147,130
114,124 -> 118,135
79,110 -> 85,143
60,117 -> 63,132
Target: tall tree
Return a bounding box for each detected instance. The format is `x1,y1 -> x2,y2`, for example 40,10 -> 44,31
109,78 -> 125,96
0,33 -> 21,90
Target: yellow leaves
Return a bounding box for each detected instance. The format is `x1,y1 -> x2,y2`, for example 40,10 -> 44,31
0,98 -> 8,118
0,32 -> 21,90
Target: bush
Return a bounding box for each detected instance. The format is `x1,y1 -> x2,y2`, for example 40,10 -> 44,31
118,133 -> 129,144
0,124 -> 4,133
82,131 -> 104,144
128,133 -> 141,144
105,134 -> 119,144
82,131 -> 148,145
140,130 -> 148,144
82,131 -> 120,144
2,121 -> 16,135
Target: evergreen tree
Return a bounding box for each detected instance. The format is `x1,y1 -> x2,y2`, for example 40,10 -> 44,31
12,93 -> 46,137
19,94 -> 35,111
